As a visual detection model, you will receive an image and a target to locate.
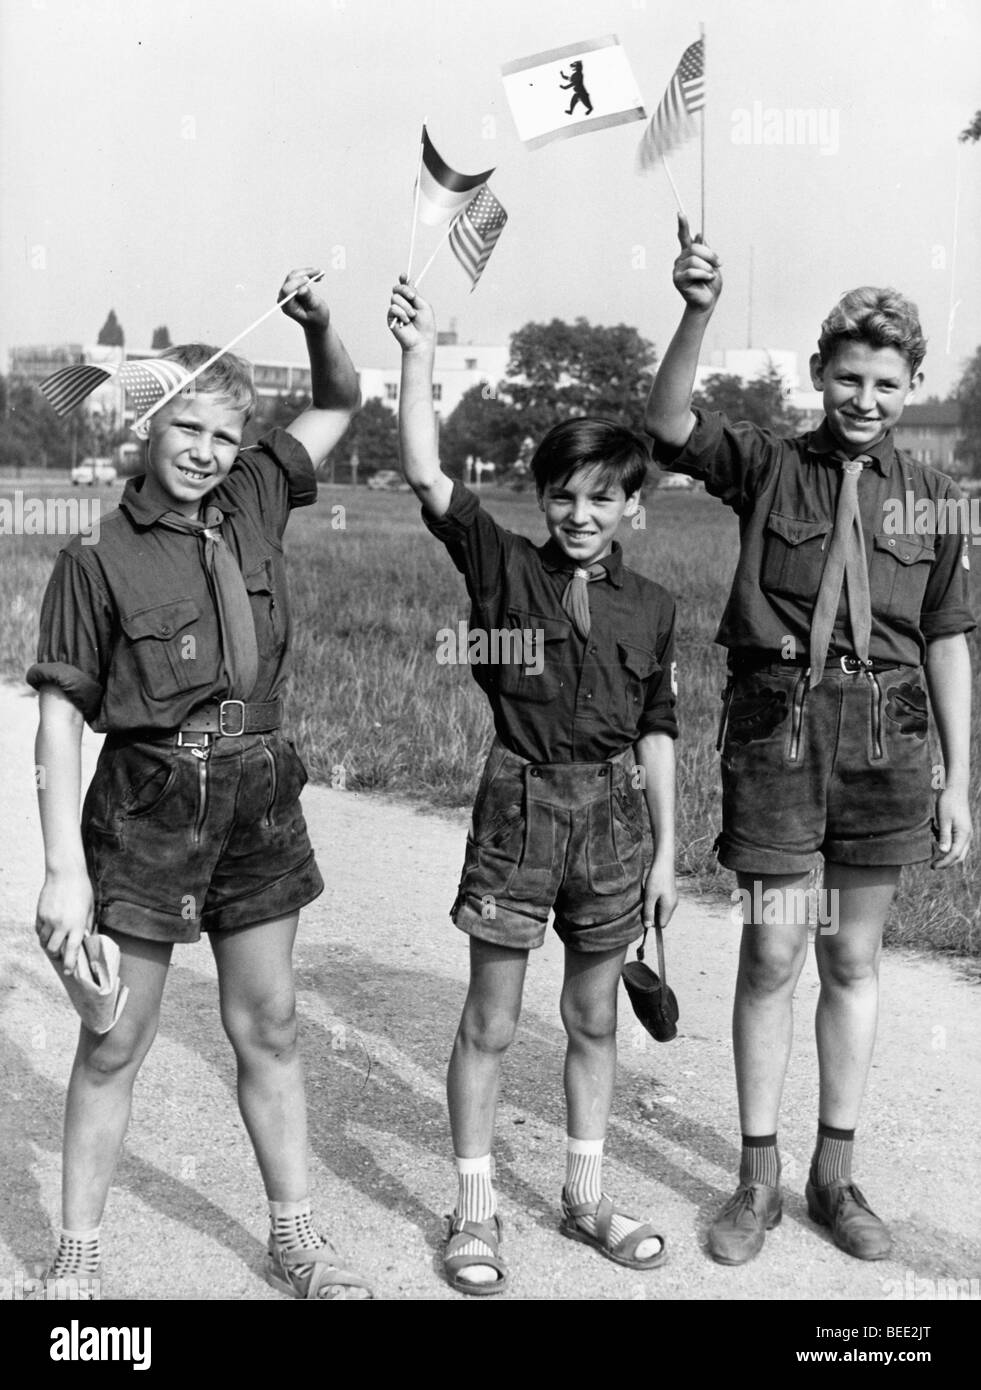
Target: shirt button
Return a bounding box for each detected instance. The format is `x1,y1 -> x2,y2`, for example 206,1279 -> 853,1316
585,691 -> 593,699
160,624 -> 172,636
888,539 -> 896,547
530,768 -> 540,778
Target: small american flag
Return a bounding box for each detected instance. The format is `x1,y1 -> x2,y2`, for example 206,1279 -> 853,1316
637,37 -> 705,171
40,358 -> 191,417
449,186 -> 508,290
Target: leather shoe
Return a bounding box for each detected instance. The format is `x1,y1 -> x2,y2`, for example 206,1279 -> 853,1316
708,1182 -> 782,1265
805,1176 -> 892,1260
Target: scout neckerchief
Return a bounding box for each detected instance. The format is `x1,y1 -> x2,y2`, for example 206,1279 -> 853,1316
156,506 -> 259,699
560,562 -> 609,640
808,453 -> 873,688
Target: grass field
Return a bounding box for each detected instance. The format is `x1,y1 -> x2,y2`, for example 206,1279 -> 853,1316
2,472 -> 979,958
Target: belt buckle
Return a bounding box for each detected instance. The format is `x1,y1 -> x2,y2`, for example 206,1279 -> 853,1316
219,699 -> 246,736
177,730 -> 213,748
839,655 -> 870,674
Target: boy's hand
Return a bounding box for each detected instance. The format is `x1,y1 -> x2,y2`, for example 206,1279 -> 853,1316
673,214 -> 722,312
279,267 -> 330,331
387,277 -> 436,353
36,869 -> 94,975
931,786 -> 973,869
642,859 -> 678,931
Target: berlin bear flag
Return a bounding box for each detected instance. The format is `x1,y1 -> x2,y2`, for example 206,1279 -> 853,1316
501,35 -> 646,150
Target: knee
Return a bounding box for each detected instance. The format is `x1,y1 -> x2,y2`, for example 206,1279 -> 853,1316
818,943 -> 881,991
561,995 -> 618,1047
456,1002 -> 518,1058
738,928 -> 806,995
80,1022 -> 156,1081
223,994 -> 299,1060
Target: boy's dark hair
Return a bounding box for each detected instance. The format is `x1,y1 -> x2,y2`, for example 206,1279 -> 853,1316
817,287 -> 927,377
531,418 -> 649,497
158,343 -> 257,420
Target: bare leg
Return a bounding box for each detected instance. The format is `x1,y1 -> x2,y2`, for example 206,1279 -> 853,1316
210,912 -> 308,1200
732,872 -> 811,1135
62,932 -> 173,1230
814,864 -> 900,1128
447,938 -> 528,1157
445,937 -> 528,1286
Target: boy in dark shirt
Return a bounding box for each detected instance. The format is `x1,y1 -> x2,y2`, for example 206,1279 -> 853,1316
389,278 -> 678,1295
31,269 -> 373,1299
646,218 -> 973,1266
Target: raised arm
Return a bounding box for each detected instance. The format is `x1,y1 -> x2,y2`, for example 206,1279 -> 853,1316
34,685 -> 94,974
279,267 -> 362,469
387,278 -> 454,517
645,215 -> 723,449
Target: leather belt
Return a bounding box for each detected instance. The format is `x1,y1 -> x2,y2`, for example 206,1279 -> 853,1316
177,698 -> 282,741
731,652 -> 902,676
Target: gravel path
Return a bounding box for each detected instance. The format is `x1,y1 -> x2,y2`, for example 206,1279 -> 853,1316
1,681 -> 978,1304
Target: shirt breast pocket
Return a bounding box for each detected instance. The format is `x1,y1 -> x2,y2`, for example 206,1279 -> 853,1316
870,532 -> 935,621
120,598 -> 204,698
244,556 -> 286,658
495,609 -> 571,704
617,640 -> 661,724
761,512 -> 832,600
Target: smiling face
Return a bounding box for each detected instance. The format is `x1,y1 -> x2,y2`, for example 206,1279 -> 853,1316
538,463 -> 640,566
810,341 -> 922,454
142,392 -> 247,517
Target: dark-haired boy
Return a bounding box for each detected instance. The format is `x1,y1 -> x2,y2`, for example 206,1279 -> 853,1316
389,279 -> 678,1295
646,217 -> 973,1266
31,269 -> 374,1299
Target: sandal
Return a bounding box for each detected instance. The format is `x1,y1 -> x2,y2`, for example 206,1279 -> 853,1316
443,1213 -> 510,1297
560,1190 -> 668,1270
263,1236 -> 374,1300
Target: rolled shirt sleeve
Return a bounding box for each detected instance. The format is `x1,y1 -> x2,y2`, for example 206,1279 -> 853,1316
26,548 -> 112,722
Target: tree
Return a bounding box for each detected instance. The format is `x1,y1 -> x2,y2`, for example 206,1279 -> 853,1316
151,325 -> 172,350
959,110 -> 981,143
334,397 -> 399,477
0,378 -> 80,470
693,363 -> 801,436
439,383 -> 524,476
954,346 -> 981,473
503,318 -> 658,437
97,309 -> 124,346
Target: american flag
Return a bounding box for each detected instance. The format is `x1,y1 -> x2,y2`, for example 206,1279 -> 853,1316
637,37 -> 705,171
448,186 -> 508,290
40,358 -> 191,416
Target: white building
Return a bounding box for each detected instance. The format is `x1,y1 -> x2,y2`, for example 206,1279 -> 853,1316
358,324 -> 509,425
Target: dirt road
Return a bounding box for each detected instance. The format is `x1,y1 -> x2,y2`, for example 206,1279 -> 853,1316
1,681 -> 978,1303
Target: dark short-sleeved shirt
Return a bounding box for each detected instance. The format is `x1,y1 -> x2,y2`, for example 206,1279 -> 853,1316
27,429 -> 318,731
653,410 -> 975,664
423,480 -> 678,763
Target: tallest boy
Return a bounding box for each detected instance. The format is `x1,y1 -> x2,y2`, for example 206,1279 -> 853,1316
647,219 -> 973,1266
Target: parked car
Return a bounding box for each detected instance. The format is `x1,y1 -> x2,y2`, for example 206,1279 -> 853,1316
366,469 -> 410,491
71,457 -> 117,486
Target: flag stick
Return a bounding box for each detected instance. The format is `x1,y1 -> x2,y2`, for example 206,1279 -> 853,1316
699,22 -> 707,237
406,124 -> 426,280
661,156 -> 688,221
945,139 -> 962,356
414,221 -> 454,288
132,273 -> 325,432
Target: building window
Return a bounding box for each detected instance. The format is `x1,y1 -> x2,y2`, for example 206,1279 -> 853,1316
385,382 -> 398,402
432,383 -> 443,402
465,357 -> 478,370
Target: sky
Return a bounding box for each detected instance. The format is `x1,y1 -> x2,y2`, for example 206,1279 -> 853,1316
2,0 -> 980,397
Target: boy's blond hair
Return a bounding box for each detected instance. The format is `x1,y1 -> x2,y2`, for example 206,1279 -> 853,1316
818,287 -> 927,377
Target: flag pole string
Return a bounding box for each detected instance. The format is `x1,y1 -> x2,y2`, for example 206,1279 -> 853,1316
414,220 -> 455,288
699,21 -> 707,237
661,156 -> 688,221
406,123 -> 427,281
132,272 -> 325,432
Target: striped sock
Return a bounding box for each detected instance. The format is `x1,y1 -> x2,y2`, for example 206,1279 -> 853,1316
739,1134 -> 781,1187
565,1138 -> 661,1256
451,1155 -> 498,1277
50,1226 -> 101,1277
812,1122 -> 855,1186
